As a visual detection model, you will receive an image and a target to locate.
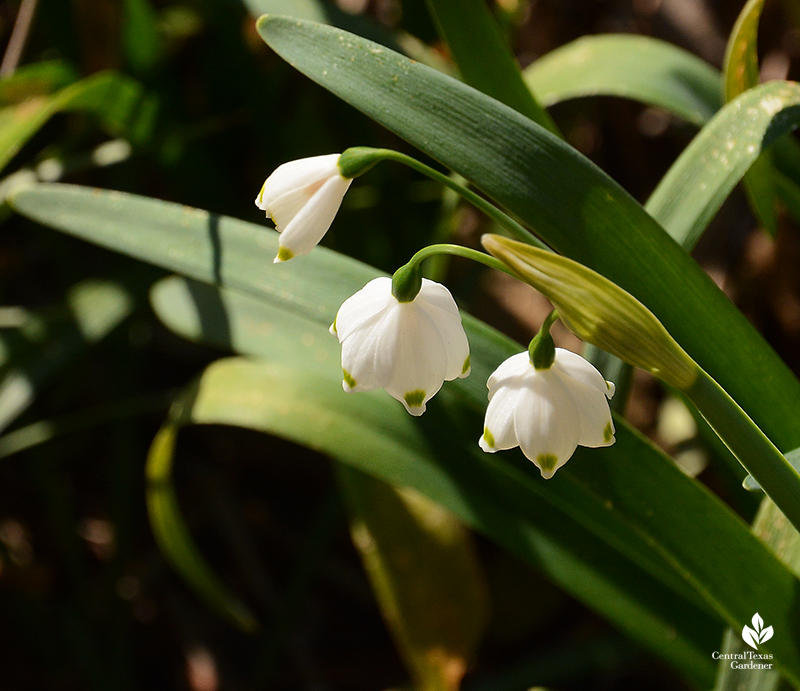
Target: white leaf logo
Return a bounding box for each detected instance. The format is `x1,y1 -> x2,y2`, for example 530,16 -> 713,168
760,626 -> 774,644
742,612 -> 773,649
742,625 -> 760,649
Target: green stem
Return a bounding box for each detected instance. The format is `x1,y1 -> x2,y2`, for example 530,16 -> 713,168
408,243 -> 518,276
340,147 -> 545,248
391,243 -> 518,301
686,368 -> 800,533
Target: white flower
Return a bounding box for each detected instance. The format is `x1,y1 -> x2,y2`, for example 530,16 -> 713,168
330,276 -> 471,416
479,348 -> 615,479
255,153 -> 352,263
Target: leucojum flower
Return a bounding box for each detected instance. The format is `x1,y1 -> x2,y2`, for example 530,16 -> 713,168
255,153 -> 352,263
480,313 -> 616,479
330,275 -> 471,416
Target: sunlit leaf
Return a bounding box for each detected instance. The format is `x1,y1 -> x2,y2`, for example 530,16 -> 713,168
524,34 -> 720,126
339,466 -> 488,691
254,15 -> 800,466
145,406 -> 260,633
0,70 -> 156,173
12,184 -> 800,684
425,0 -> 558,133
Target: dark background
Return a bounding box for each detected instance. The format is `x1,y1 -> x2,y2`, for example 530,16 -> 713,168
0,0 -> 797,689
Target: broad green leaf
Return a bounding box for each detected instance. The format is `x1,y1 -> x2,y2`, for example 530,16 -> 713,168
0,70 -> 156,173
724,0 -> 763,103
254,17 -> 800,458
339,466 -> 488,691
10,184 -> 716,679
524,34 -> 721,126
244,0 -> 403,54
645,82 -> 800,248
151,276 -> 800,685
714,498 -> 800,691
723,0 -> 779,236
523,32 -> 800,239
13,184 -> 800,683
425,0 -> 559,134
0,60 -> 78,105
157,355 -> 719,686
0,278 -> 137,434
146,409 -> 259,633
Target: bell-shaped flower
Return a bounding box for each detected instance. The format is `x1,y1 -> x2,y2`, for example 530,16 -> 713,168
330,276 -> 471,416
479,348 -> 615,479
255,153 -> 352,263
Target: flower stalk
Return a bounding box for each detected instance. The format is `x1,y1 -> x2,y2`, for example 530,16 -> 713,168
687,369 -> 800,533
338,147 -> 545,248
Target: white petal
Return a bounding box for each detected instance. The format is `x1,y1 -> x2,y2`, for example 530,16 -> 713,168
255,153 -> 341,209
333,278 -> 395,342
481,381 -> 524,452
513,373 -> 581,478
277,175 -> 352,259
266,183 -> 323,229
415,279 -> 463,319
339,308 -> 395,393
487,352 -> 531,392
414,279 -> 470,380
376,303 -> 450,415
559,375 -> 615,448
553,348 -> 615,399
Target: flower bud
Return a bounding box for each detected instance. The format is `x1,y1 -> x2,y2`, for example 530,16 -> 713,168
481,234 -> 698,391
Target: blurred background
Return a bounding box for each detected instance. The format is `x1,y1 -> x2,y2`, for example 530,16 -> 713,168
0,0 -> 798,688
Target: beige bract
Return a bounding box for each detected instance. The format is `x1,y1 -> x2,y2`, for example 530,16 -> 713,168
480,348 -> 615,479
255,153 -> 352,262
330,277 -> 471,416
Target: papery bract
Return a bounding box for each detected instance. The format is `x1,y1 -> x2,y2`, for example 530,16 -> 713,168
479,348 -> 615,478
330,276 -> 470,415
255,153 -> 352,262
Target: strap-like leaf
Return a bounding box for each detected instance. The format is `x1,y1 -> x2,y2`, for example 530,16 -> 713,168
425,0 -> 559,133
254,16 -> 800,458
12,183 -> 800,683
524,34 -> 721,126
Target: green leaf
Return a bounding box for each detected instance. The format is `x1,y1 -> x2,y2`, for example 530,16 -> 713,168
523,34 -> 721,126
159,355 -> 719,686
0,60 -> 79,105
0,70 -> 156,173
722,0 -> 780,236
424,0 -> 559,134
253,16 -> 800,458
145,408 -> 260,633
714,496 -> 800,691
13,184 -> 800,684
339,466 -> 488,691
244,0 -> 403,54
645,82 -> 800,248
0,278 -> 137,434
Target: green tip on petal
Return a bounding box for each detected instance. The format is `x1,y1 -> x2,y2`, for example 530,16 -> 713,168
462,356 -> 471,375
343,369 -> 357,389
482,427 -> 495,449
537,454 -> 559,476
604,422 -> 614,443
404,390 -> 426,408
274,246 -> 294,263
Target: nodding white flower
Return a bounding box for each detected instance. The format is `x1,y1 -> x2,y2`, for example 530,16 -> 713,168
330,276 -> 471,416
255,153 -> 352,263
479,348 -> 615,479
